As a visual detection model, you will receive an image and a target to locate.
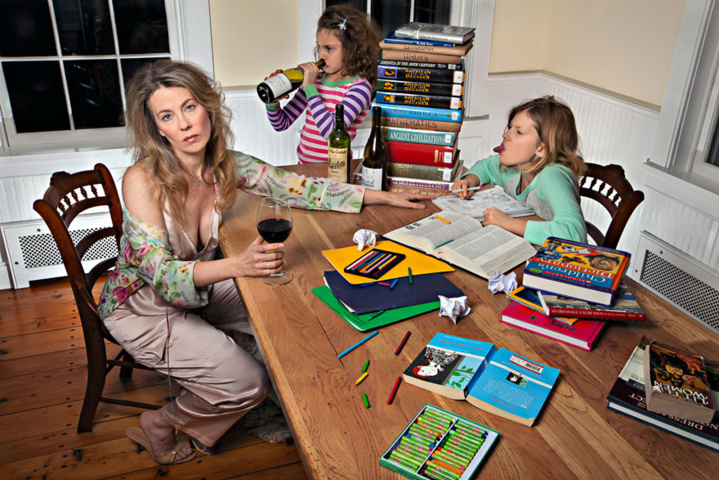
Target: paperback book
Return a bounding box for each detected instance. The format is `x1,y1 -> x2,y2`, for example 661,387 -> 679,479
383,212 -> 536,279
643,340 -> 715,423
384,126 -> 456,146
378,78 -> 464,97
403,333 -> 560,426
375,91 -> 462,110
539,283 -> 647,321
394,22 -> 476,44
522,237 -> 631,306
431,186 -> 535,221
377,60 -> 466,84
500,302 -> 605,351
607,336 -> 719,452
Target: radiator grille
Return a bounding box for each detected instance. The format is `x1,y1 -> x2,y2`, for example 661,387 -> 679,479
640,250 -> 719,332
18,229 -> 118,269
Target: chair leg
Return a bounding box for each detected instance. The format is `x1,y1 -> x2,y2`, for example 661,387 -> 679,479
77,357 -> 108,433
119,351 -> 135,381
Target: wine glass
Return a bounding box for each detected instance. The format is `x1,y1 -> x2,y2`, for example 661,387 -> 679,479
256,197 -> 294,285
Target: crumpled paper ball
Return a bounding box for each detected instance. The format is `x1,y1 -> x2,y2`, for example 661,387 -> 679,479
438,295 -> 471,324
353,229 -> 377,250
488,269 -> 517,294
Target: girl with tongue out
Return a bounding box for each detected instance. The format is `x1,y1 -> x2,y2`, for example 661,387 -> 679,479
452,96 -> 587,245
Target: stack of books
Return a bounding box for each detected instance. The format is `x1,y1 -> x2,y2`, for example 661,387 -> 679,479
358,22 -> 475,192
501,237 -> 644,351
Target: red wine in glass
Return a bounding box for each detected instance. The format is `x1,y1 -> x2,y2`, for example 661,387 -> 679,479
256,198 -> 294,285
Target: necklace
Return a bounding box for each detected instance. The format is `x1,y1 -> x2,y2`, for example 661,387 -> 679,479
191,176 -> 202,187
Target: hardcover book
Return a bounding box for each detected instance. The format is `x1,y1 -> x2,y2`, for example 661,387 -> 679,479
643,341 -> 715,424
402,333 -> 559,426
395,22 -> 476,44
607,337 -> 719,452
403,333 -> 560,426
353,161 -> 464,192
506,286 -> 577,325
522,237 -> 631,306
377,60 -> 466,84
384,126 -> 456,146
500,302 -> 606,351
377,78 -> 464,97
386,139 -> 457,167
540,283 -> 647,321
380,115 -> 462,132
378,49 -> 464,65
379,39 -> 473,56
384,30 -> 457,47
383,212 -> 536,279
387,158 -> 462,182
375,91 -> 462,110
376,102 -> 463,123
431,186 -> 535,221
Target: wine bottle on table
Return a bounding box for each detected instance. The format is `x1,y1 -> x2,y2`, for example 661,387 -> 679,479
362,106 -> 388,191
256,59 -> 326,104
328,104 -> 351,183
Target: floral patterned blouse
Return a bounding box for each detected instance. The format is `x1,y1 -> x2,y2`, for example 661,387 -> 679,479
97,151 -> 365,320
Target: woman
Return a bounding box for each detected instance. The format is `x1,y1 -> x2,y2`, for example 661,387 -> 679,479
98,60 -> 428,465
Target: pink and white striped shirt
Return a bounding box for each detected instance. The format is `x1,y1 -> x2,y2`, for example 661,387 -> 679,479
266,75 -> 372,164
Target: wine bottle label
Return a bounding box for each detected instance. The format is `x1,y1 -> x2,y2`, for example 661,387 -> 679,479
328,148 -> 349,182
362,166 -> 384,190
263,75 -> 293,97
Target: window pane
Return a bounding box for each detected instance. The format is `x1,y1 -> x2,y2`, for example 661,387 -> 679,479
113,0 -> 169,54
706,112 -> 719,167
371,0 -> 410,36
65,60 -> 123,129
326,0 -> 366,12
54,0 -> 115,55
0,0 -> 56,57
121,57 -> 170,91
3,61 -> 70,133
414,0 -> 451,25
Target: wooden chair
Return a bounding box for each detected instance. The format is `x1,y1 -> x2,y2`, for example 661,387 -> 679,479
579,163 -> 644,249
33,163 -> 159,433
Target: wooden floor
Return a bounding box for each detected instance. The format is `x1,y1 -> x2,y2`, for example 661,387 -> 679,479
0,277 -> 308,479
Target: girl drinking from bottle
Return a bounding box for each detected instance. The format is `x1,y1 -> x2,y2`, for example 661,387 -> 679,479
264,4 -> 380,164
452,96 -> 588,245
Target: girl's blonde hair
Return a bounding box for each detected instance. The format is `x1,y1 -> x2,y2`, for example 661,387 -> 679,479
124,60 -> 237,226
508,96 -> 586,177
316,3 -> 382,87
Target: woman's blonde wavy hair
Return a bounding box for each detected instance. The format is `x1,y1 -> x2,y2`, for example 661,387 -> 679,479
508,96 -> 587,177
124,60 -> 237,227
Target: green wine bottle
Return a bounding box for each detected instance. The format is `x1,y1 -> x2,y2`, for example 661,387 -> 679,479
362,106 -> 388,191
257,59 -> 326,104
328,104 -> 351,183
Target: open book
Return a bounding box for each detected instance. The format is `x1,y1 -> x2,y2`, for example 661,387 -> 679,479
383,212 -> 536,279
431,186 -> 535,221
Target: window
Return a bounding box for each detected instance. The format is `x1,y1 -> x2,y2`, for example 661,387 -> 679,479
0,0 -> 174,150
691,61 -> 719,180
325,0 -> 451,35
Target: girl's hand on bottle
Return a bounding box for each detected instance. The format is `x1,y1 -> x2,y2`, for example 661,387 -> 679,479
236,236 -> 284,276
263,69 -> 290,102
299,61 -> 321,88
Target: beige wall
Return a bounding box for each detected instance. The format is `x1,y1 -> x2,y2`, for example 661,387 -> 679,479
210,0 -> 299,88
490,0 -> 685,106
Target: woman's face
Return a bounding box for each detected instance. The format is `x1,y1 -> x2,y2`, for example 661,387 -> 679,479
497,110 -> 545,172
148,86 -> 211,163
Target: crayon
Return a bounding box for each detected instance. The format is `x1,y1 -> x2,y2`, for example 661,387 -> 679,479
390,450 -> 422,467
437,447 -> 473,463
430,459 -> 464,475
423,408 -> 454,422
378,281 -> 391,286
362,359 -> 369,372
347,250 -> 378,270
338,330 -> 378,359
358,282 -> 374,288
394,331 -> 411,355
425,464 -> 457,480
390,278 -> 399,289
361,393 -> 370,408
408,267 -> 413,284
365,310 -> 385,321
433,450 -> 468,469
387,376 -> 401,404
369,254 -> 396,276
389,454 -> 418,470
434,239 -> 454,250
355,371 -> 369,385
360,252 -> 389,273
435,214 -> 451,224
396,446 -> 426,461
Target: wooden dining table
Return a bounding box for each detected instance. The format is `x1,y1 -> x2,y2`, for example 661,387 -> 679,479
219,163 -> 718,479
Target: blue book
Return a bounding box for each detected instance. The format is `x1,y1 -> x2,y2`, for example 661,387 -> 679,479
384,30 -> 456,47
375,102 -> 463,123
324,270 -> 463,314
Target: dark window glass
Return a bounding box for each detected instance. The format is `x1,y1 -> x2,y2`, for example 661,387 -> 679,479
3,61 -> 70,133
65,60 -> 123,129
706,111 -> 719,167
371,0 -> 410,37
54,0 -> 115,55
113,0 -> 169,54
121,57 -> 170,91
414,0 -> 451,25
0,0 -> 56,57
325,0 -> 366,12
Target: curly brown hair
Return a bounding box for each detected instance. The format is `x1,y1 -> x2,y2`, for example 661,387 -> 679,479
124,60 -> 237,226
316,4 -> 381,87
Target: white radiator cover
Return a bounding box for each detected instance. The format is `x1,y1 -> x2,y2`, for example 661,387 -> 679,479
636,231 -> 719,335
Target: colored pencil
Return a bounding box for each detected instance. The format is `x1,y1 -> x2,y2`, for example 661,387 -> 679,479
408,267 -> 413,284
362,393 -> 370,408
435,214 -> 451,224
387,376 -> 402,404
395,330 -> 411,355
355,371 -> 369,385
338,330 -> 378,359
362,359 -> 369,372
390,278 -> 399,289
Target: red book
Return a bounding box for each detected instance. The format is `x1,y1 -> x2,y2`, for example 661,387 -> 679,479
500,302 -> 606,351
385,140 -> 456,167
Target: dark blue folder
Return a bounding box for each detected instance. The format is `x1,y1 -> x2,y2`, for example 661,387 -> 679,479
324,270 -> 464,314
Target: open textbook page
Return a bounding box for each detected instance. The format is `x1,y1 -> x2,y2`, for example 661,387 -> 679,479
432,186 -> 535,221
383,212 -> 536,279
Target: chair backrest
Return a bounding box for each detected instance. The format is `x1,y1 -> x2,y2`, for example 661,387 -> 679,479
579,163 -> 644,250
33,163 -> 123,316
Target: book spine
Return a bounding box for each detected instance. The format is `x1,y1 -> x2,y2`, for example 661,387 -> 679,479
547,307 -> 646,321
377,64 -> 466,84
379,49 -> 463,65
380,116 -> 462,132
375,91 -> 462,110
383,127 -> 456,146
379,60 -> 465,71
377,79 -> 464,97
380,41 -> 470,56
384,32 -> 455,47
395,29 -> 473,44
377,103 -> 463,122
388,176 -> 453,190
386,140 -> 455,167
387,162 -> 456,181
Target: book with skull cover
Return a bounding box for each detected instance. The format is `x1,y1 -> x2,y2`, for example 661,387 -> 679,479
403,333 -> 560,426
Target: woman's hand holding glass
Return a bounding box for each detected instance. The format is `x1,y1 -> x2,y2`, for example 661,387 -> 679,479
256,198 -> 294,285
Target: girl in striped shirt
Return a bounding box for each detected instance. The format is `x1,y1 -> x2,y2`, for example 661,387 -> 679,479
264,4 -> 380,165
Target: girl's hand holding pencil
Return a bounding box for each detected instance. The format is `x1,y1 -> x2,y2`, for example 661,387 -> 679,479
451,174 -> 482,200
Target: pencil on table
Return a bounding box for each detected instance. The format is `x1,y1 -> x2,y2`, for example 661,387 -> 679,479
387,377 -> 402,404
